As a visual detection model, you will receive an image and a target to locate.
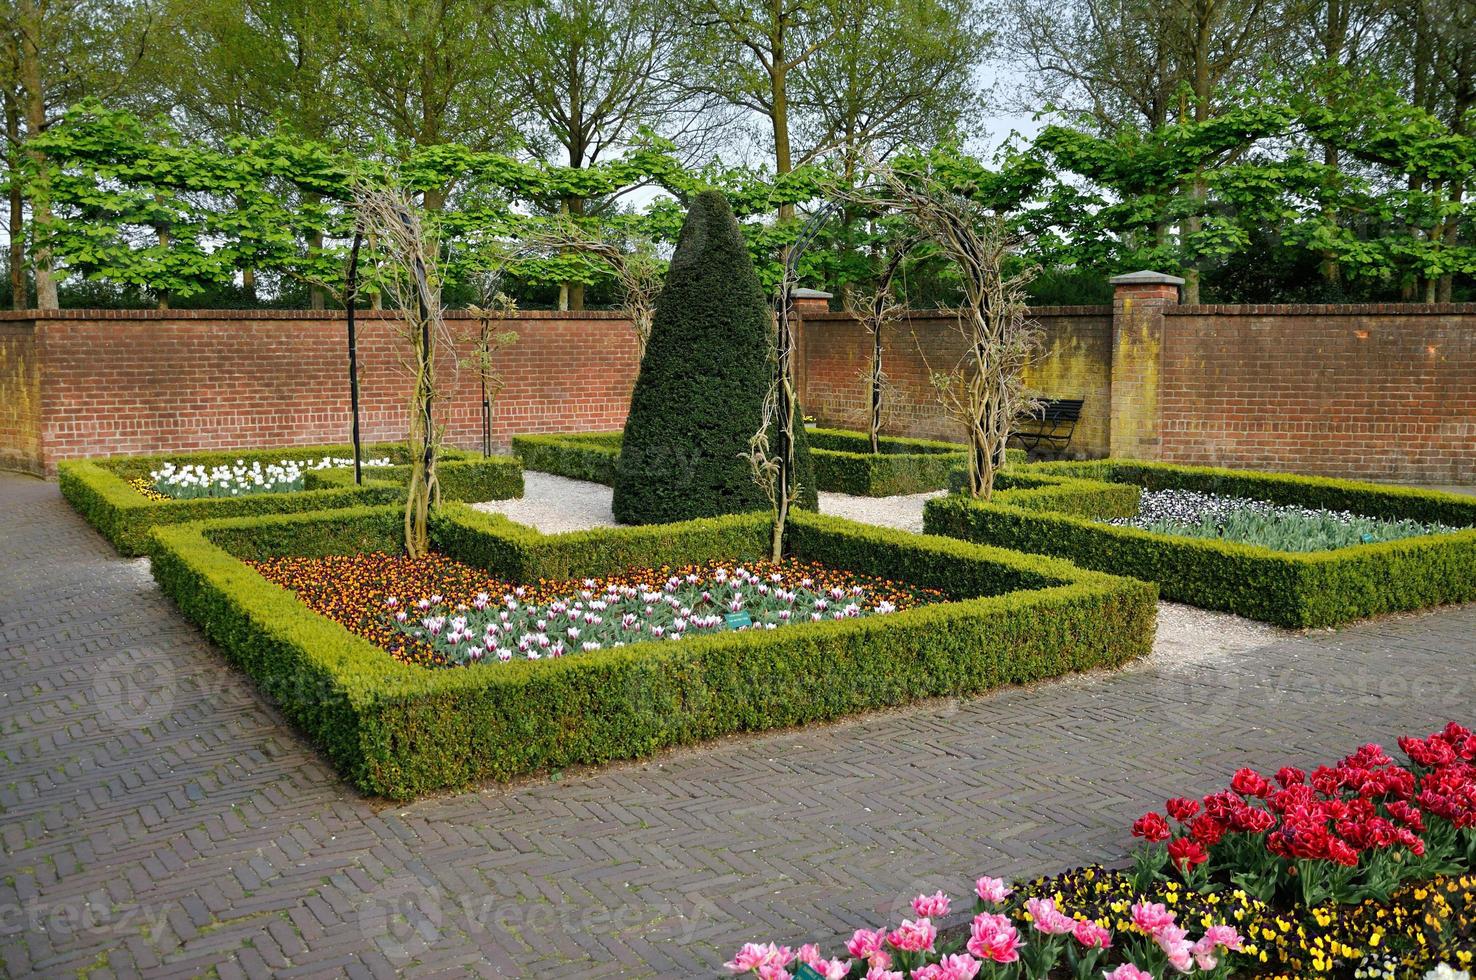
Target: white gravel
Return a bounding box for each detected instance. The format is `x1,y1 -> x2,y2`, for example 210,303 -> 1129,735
474,471 -> 1289,662
472,471 -> 618,533
818,489 -> 945,533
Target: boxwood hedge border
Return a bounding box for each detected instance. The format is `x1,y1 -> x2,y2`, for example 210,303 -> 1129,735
60,442 -> 524,556
923,459 -> 1476,627
148,504 -> 1157,799
513,428 -> 1025,496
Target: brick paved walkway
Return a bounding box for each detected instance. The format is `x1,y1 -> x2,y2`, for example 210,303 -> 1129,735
2,471 -> 1473,979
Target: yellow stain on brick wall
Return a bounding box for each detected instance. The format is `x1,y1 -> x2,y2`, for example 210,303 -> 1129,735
0,337 -> 43,472
1024,331 -> 1112,457
1109,320 -> 1162,458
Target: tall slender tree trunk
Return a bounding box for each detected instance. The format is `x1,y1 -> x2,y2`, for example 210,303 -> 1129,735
1180,24 -> 1213,305
1319,0 -> 1347,287
155,196 -> 171,310
771,8 -> 794,224
6,95 -> 25,309
17,0 -> 56,309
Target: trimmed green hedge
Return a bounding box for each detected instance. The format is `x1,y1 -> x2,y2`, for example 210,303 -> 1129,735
810,428 -> 1026,496
60,443 -> 523,556
149,505 -> 1156,799
512,432 -> 622,485
924,459 -> 1476,627
517,428 -> 1025,497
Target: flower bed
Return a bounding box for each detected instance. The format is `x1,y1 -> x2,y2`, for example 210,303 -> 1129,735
923,461 -> 1476,627
59,443 -> 524,556
139,455 -> 394,500
1106,490 -> 1462,552
147,504 -> 1155,798
730,725 -> 1476,979
512,429 -> 1025,496
248,554 -> 943,668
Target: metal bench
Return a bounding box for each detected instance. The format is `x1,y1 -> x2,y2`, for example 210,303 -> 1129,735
1010,398 -> 1084,458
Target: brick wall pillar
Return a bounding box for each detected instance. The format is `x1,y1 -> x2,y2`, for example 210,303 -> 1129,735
1108,270 -> 1183,459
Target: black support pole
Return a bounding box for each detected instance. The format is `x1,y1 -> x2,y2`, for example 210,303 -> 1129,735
345,229 -> 365,485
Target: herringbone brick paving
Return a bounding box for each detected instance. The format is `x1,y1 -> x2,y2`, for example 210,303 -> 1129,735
1,471 -> 1473,978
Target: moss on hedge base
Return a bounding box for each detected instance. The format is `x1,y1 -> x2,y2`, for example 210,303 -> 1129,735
148,504 -> 1156,799
924,459 -> 1476,627
60,443 -> 523,556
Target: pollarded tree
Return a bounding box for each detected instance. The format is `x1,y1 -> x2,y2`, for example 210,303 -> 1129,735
612,189 -> 815,524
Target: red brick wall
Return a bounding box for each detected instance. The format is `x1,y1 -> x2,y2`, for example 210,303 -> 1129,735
0,320 -> 41,473
798,308 -> 1113,456
10,309 -> 637,474
4,301 -> 1473,484
1158,305 -> 1476,484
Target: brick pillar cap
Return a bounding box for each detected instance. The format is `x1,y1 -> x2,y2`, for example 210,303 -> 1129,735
1109,270 -> 1185,286
792,287 -> 834,299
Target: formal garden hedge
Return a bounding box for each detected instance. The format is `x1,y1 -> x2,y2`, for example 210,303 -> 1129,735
924,459 -> 1476,627
59,443 -> 523,556
148,504 -> 1156,799
515,428 -> 1025,496
809,428 -> 1026,496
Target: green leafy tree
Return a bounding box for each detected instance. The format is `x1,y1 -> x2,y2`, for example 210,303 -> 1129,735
491,0 -> 718,308
1,0 -> 152,308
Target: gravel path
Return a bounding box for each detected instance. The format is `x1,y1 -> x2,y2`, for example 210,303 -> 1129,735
473,471 -> 618,532
478,471 -> 1288,660
818,488 -> 946,533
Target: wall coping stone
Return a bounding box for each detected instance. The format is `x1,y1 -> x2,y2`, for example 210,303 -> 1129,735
0,308 -> 629,322
1110,270 -> 1186,285
1167,303 -> 1476,317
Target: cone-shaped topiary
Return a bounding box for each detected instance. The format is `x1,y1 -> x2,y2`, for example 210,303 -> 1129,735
612,190 -> 816,525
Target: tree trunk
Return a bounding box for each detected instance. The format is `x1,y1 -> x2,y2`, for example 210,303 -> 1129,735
18,0 -> 57,309
6,96 -> 24,310
771,8 -> 794,223
242,266 -> 257,304
566,196 -> 586,311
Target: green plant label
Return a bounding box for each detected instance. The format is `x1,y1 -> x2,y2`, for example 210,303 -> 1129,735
791,966 -> 824,980
722,610 -> 753,630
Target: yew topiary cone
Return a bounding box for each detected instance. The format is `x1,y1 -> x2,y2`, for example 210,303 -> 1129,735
612,190 -> 815,525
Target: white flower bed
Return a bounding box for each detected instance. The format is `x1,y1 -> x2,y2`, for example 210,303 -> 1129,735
1104,489 -> 1461,552
149,456 -> 391,499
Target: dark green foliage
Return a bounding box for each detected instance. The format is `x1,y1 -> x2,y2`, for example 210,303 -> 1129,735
612,191 -> 814,523
518,427 -> 1017,498
148,504 -> 1156,799
809,429 -> 1028,496
59,443 -> 522,556
512,432 -> 623,484
924,460 -> 1476,627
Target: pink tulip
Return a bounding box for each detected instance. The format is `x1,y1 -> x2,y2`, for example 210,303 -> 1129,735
966,912 -> 1021,964
1103,966 -> 1153,980
1154,924 -> 1195,972
887,918 -> 937,953
911,891 -> 951,918
1025,896 -> 1076,935
973,876 -> 1012,904
865,969 -> 905,980
1130,901 -> 1177,935
1072,919 -> 1113,949
724,942 -> 792,974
